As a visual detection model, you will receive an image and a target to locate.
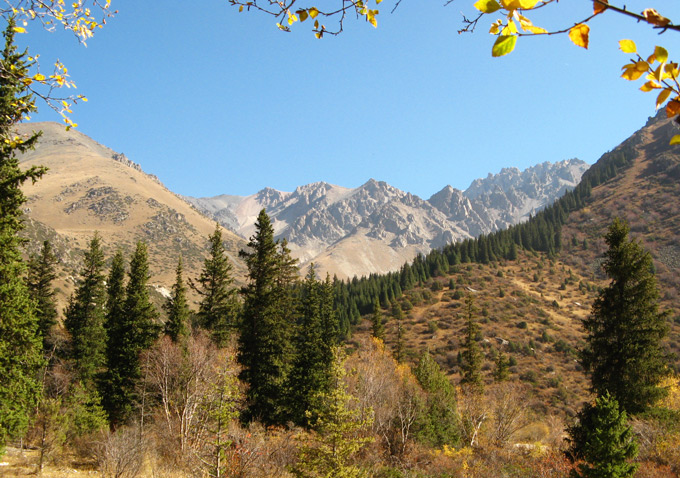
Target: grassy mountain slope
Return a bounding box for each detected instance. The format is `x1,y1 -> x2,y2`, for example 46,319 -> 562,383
16,122 -> 247,307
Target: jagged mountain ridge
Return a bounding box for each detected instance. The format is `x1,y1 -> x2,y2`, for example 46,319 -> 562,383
186,159 -> 588,277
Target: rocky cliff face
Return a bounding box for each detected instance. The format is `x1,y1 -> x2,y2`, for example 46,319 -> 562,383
186,159 -> 588,277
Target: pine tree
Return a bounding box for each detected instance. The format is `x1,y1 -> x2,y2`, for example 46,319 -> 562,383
414,351 -> 461,448
370,299 -> 384,341
238,209 -> 298,425
291,348 -> 372,478
26,240 -> 58,351
0,20 -> 46,451
165,256 -> 190,343
393,301 -> 405,363
64,234 -> 108,389
493,351 -> 510,382
103,242 -> 160,425
460,295 -> 483,391
287,264 -> 337,427
568,393 -> 638,478
580,218 -> 671,415
193,224 -> 238,345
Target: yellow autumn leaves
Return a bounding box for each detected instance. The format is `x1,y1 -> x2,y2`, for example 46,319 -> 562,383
619,40 -> 680,144
473,0 -> 592,57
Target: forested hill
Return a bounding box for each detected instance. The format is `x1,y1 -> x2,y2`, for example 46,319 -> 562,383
333,110 -> 680,347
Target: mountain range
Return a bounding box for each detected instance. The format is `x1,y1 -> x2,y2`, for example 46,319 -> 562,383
186,159 -> 587,277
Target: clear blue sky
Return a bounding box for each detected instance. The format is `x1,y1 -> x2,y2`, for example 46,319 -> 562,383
18,1 -> 680,199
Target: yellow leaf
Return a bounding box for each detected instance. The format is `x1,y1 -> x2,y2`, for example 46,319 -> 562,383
502,19 -> 518,35
315,31 -> 322,39
239,5 -> 243,12
492,35 -> 517,57
621,64 -> 645,81
593,0 -> 608,14
308,7 -> 319,19
666,99 -> 680,117
640,81 -> 661,92
13,26 -> 26,33
298,9 -> 308,22
568,23 -> 589,49
288,12 -> 298,25
474,0 -> 501,14
376,0 -> 383,3
518,0 -> 539,8
654,46 -> 668,64
656,88 -> 672,109
619,39 -> 636,54
33,73 -> 45,81
670,134 -> 680,145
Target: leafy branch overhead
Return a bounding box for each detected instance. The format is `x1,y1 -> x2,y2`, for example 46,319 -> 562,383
1,1 -> 115,128
230,0 -> 680,144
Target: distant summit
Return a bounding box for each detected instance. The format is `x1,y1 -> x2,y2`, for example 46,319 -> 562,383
186,159 -> 588,278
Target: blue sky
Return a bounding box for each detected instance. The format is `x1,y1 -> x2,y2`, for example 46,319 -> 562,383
18,1 -> 680,199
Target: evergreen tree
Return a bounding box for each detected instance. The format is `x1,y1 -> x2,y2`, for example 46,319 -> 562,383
64,234 -> 108,389
0,19 -> 45,452
370,299 -> 384,341
26,240 -> 58,351
568,393 -> 638,478
103,242 -> 160,425
291,348 -> 372,478
460,295 -> 483,391
493,351 -> 510,382
164,256 -> 190,343
238,209 -> 298,425
287,264 -> 337,427
580,218 -> 671,414
393,301 -> 405,363
414,351 -> 461,448
193,224 -> 239,345
105,250 -> 126,337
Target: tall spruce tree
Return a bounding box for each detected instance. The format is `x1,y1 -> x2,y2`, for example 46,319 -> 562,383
103,242 -> 159,425
164,256 -> 190,343
287,264 -> 337,427
460,295 -> 483,391
393,301 -> 405,363
568,393 -> 638,478
0,19 -> 45,452
194,224 -> 239,345
580,218 -> 671,414
238,209 -> 298,425
26,240 -> 58,351
370,299 -> 384,341
64,234 -> 108,389
414,351 -> 461,448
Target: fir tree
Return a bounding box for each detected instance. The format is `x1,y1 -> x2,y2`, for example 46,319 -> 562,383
580,218 -> 671,414
165,256 -> 190,343
104,250 -> 126,337
26,240 -> 58,351
370,299 -> 384,341
414,351 -> 461,448
291,348 -> 372,478
193,224 -> 238,345
393,301 -> 405,363
64,234 -> 108,389
103,242 -> 159,425
287,264 -> 336,427
460,295 -> 483,391
493,351 -> 510,382
238,209 -> 298,425
0,19 -> 45,451
568,393 -> 638,478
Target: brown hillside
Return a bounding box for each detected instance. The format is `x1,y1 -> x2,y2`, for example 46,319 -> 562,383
16,122 -> 247,308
